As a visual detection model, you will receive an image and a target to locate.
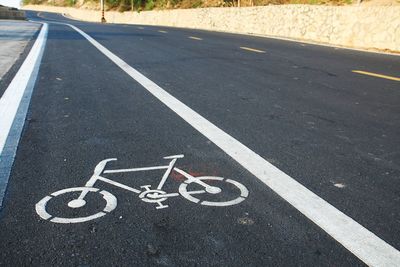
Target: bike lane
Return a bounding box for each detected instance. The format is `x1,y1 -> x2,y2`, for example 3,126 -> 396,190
0,21 -> 363,266
58,13 -> 400,265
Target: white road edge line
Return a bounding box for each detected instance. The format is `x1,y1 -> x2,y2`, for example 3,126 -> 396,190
0,23 -> 48,207
68,23 -> 400,266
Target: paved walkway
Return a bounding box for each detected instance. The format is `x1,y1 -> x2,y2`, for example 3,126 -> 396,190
0,20 -> 40,81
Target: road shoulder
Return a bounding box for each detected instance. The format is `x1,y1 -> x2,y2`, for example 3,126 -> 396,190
0,20 -> 41,97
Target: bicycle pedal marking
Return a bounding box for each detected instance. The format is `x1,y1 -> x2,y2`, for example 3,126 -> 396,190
35,156 -> 249,224
156,204 -> 169,209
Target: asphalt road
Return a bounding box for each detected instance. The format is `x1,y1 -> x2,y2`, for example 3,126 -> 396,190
0,11 -> 399,266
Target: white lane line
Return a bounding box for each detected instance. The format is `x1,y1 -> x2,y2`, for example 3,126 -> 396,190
0,23 -> 48,207
188,36 -> 203,41
240,46 -> 266,53
68,23 -> 400,266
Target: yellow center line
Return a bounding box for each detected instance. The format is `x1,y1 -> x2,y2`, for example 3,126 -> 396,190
158,30 -> 168,33
240,46 -> 266,53
188,36 -> 203,41
352,70 -> 400,82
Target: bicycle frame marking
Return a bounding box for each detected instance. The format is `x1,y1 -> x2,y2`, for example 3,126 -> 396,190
35,155 -> 248,224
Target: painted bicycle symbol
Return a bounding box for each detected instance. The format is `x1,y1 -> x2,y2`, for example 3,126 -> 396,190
35,155 -> 248,224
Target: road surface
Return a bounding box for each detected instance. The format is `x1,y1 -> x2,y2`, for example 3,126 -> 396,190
0,11 -> 399,266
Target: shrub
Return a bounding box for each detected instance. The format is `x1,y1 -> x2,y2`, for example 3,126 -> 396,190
145,0 -> 155,9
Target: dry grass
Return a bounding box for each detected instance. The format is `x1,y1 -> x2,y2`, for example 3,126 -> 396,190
23,0 -> 400,10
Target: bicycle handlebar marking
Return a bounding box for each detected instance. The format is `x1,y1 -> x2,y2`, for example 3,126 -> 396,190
35,155 -> 248,224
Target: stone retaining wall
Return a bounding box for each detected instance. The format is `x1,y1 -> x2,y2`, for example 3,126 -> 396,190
0,6 -> 26,20
24,5 -> 400,52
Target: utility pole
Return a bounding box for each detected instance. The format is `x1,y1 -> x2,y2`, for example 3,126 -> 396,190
101,0 -> 106,23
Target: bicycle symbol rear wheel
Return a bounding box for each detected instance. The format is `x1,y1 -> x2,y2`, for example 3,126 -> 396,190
35,187 -> 117,224
179,176 -> 248,206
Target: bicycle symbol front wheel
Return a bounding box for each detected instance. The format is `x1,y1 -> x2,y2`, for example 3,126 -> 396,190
179,176 -> 248,206
35,187 -> 117,224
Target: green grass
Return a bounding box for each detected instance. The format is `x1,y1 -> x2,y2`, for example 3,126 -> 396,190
145,0 -> 155,10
